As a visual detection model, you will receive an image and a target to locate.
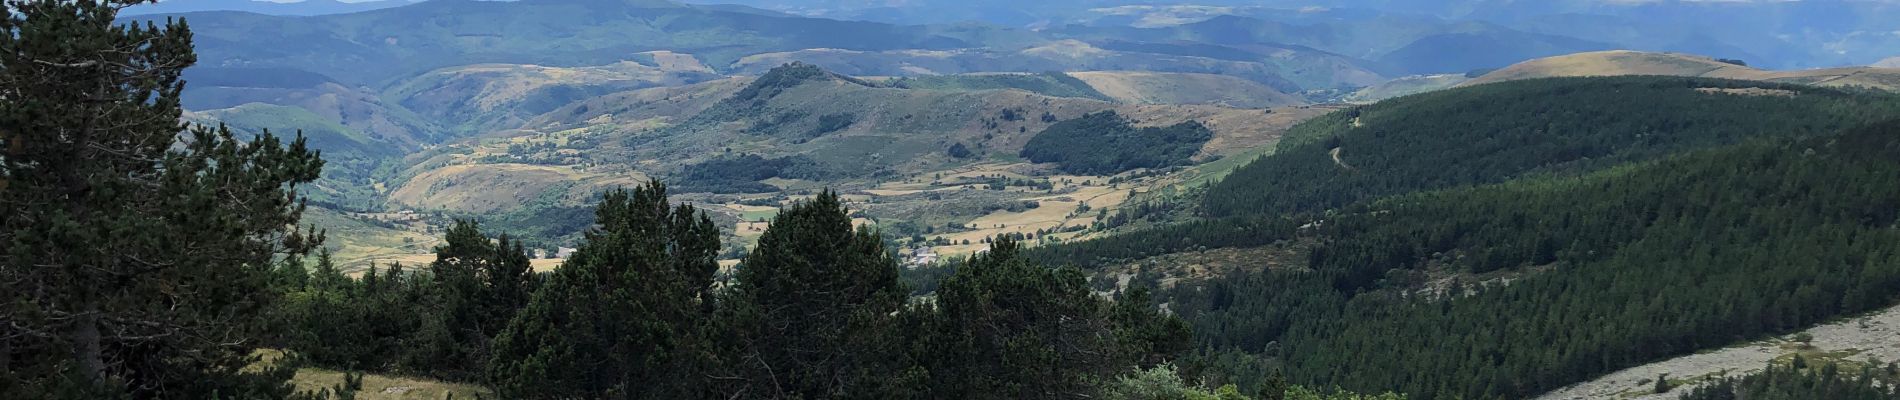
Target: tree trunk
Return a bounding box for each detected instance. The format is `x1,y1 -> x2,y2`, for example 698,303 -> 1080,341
1,334 -> 12,372
72,309 -> 104,385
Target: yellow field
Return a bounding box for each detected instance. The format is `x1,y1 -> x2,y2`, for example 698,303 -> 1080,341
249,350 -> 492,400
291,368 -> 491,400
862,163 -> 1167,257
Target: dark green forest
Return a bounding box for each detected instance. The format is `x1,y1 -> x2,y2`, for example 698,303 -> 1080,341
1202,77 -> 1900,217
1022,110 -> 1215,175
675,154 -> 830,194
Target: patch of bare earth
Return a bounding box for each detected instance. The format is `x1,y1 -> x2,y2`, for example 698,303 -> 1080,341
1535,303 -> 1900,400
1102,241 -> 1315,289
1695,87 -> 1797,97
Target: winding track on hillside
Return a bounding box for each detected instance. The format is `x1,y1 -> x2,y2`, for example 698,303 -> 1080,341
1534,303 -> 1900,399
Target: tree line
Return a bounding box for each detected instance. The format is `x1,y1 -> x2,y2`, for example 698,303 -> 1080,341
1681,361 -> 1899,400
277,186 -> 1195,399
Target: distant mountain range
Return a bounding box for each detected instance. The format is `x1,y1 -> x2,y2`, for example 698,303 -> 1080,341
684,0 -> 1900,69
122,0 -> 414,16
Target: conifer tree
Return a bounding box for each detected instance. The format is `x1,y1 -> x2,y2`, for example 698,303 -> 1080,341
488,181 -> 720,399
726,190 -> 906,398
0,0 -> 324,395
407,220 -> 534,381
923,237 -> 1188,399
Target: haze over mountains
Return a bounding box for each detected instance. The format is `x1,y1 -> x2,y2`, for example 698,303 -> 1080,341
128,0 -> 1900,263
18,0 -> 1900,397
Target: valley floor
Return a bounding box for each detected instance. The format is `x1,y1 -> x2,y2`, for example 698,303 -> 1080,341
1535,301 -> 1900,399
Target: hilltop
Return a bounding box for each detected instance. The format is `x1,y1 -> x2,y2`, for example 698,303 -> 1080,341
363,63 -> 1332,261
1465,51 -> 1900,90
395,64 -> 1302,211
383,53 -> 723,135
1067,71 -> 1306,108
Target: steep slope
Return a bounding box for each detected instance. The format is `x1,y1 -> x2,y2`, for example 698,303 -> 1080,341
1031,101 -> 1900,400
191,103 -> 406,207
1067,71 -> 1306,108
1879,57 -> 1900,68
1180,124 -> 1900,399
383,54 -> 722,135
183,67 -> 442,149
1466,51 -> 1900,91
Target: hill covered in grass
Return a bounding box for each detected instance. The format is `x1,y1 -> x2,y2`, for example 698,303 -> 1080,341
382,54 -> 723,135
370,63 -> 1304,248
1465,51 -> 1900,91
1068,71 -> 1306,108
884,72 -> 1112,101
491,64 -> 1286,194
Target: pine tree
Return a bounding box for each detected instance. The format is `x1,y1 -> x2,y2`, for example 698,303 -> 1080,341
917,237 -> 1189,399
488,181 -> 721,399
1260,369 -> 1289,400
726,190 -> 906,398
406,219 -> 533,381
0,0 -> 324,395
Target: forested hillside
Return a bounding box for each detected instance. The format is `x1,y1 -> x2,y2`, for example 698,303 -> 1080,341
1163,124 -> 1900,399
1203,77 -> 1900,217
1005,74 -> 1900,399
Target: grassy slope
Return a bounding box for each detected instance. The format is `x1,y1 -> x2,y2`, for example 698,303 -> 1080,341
1466,50 -> 1900,90
382,57 -> 722,135
888,72 -> 1113,101
1344,74 -> 1469,103
1068,71 -> 1307,108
